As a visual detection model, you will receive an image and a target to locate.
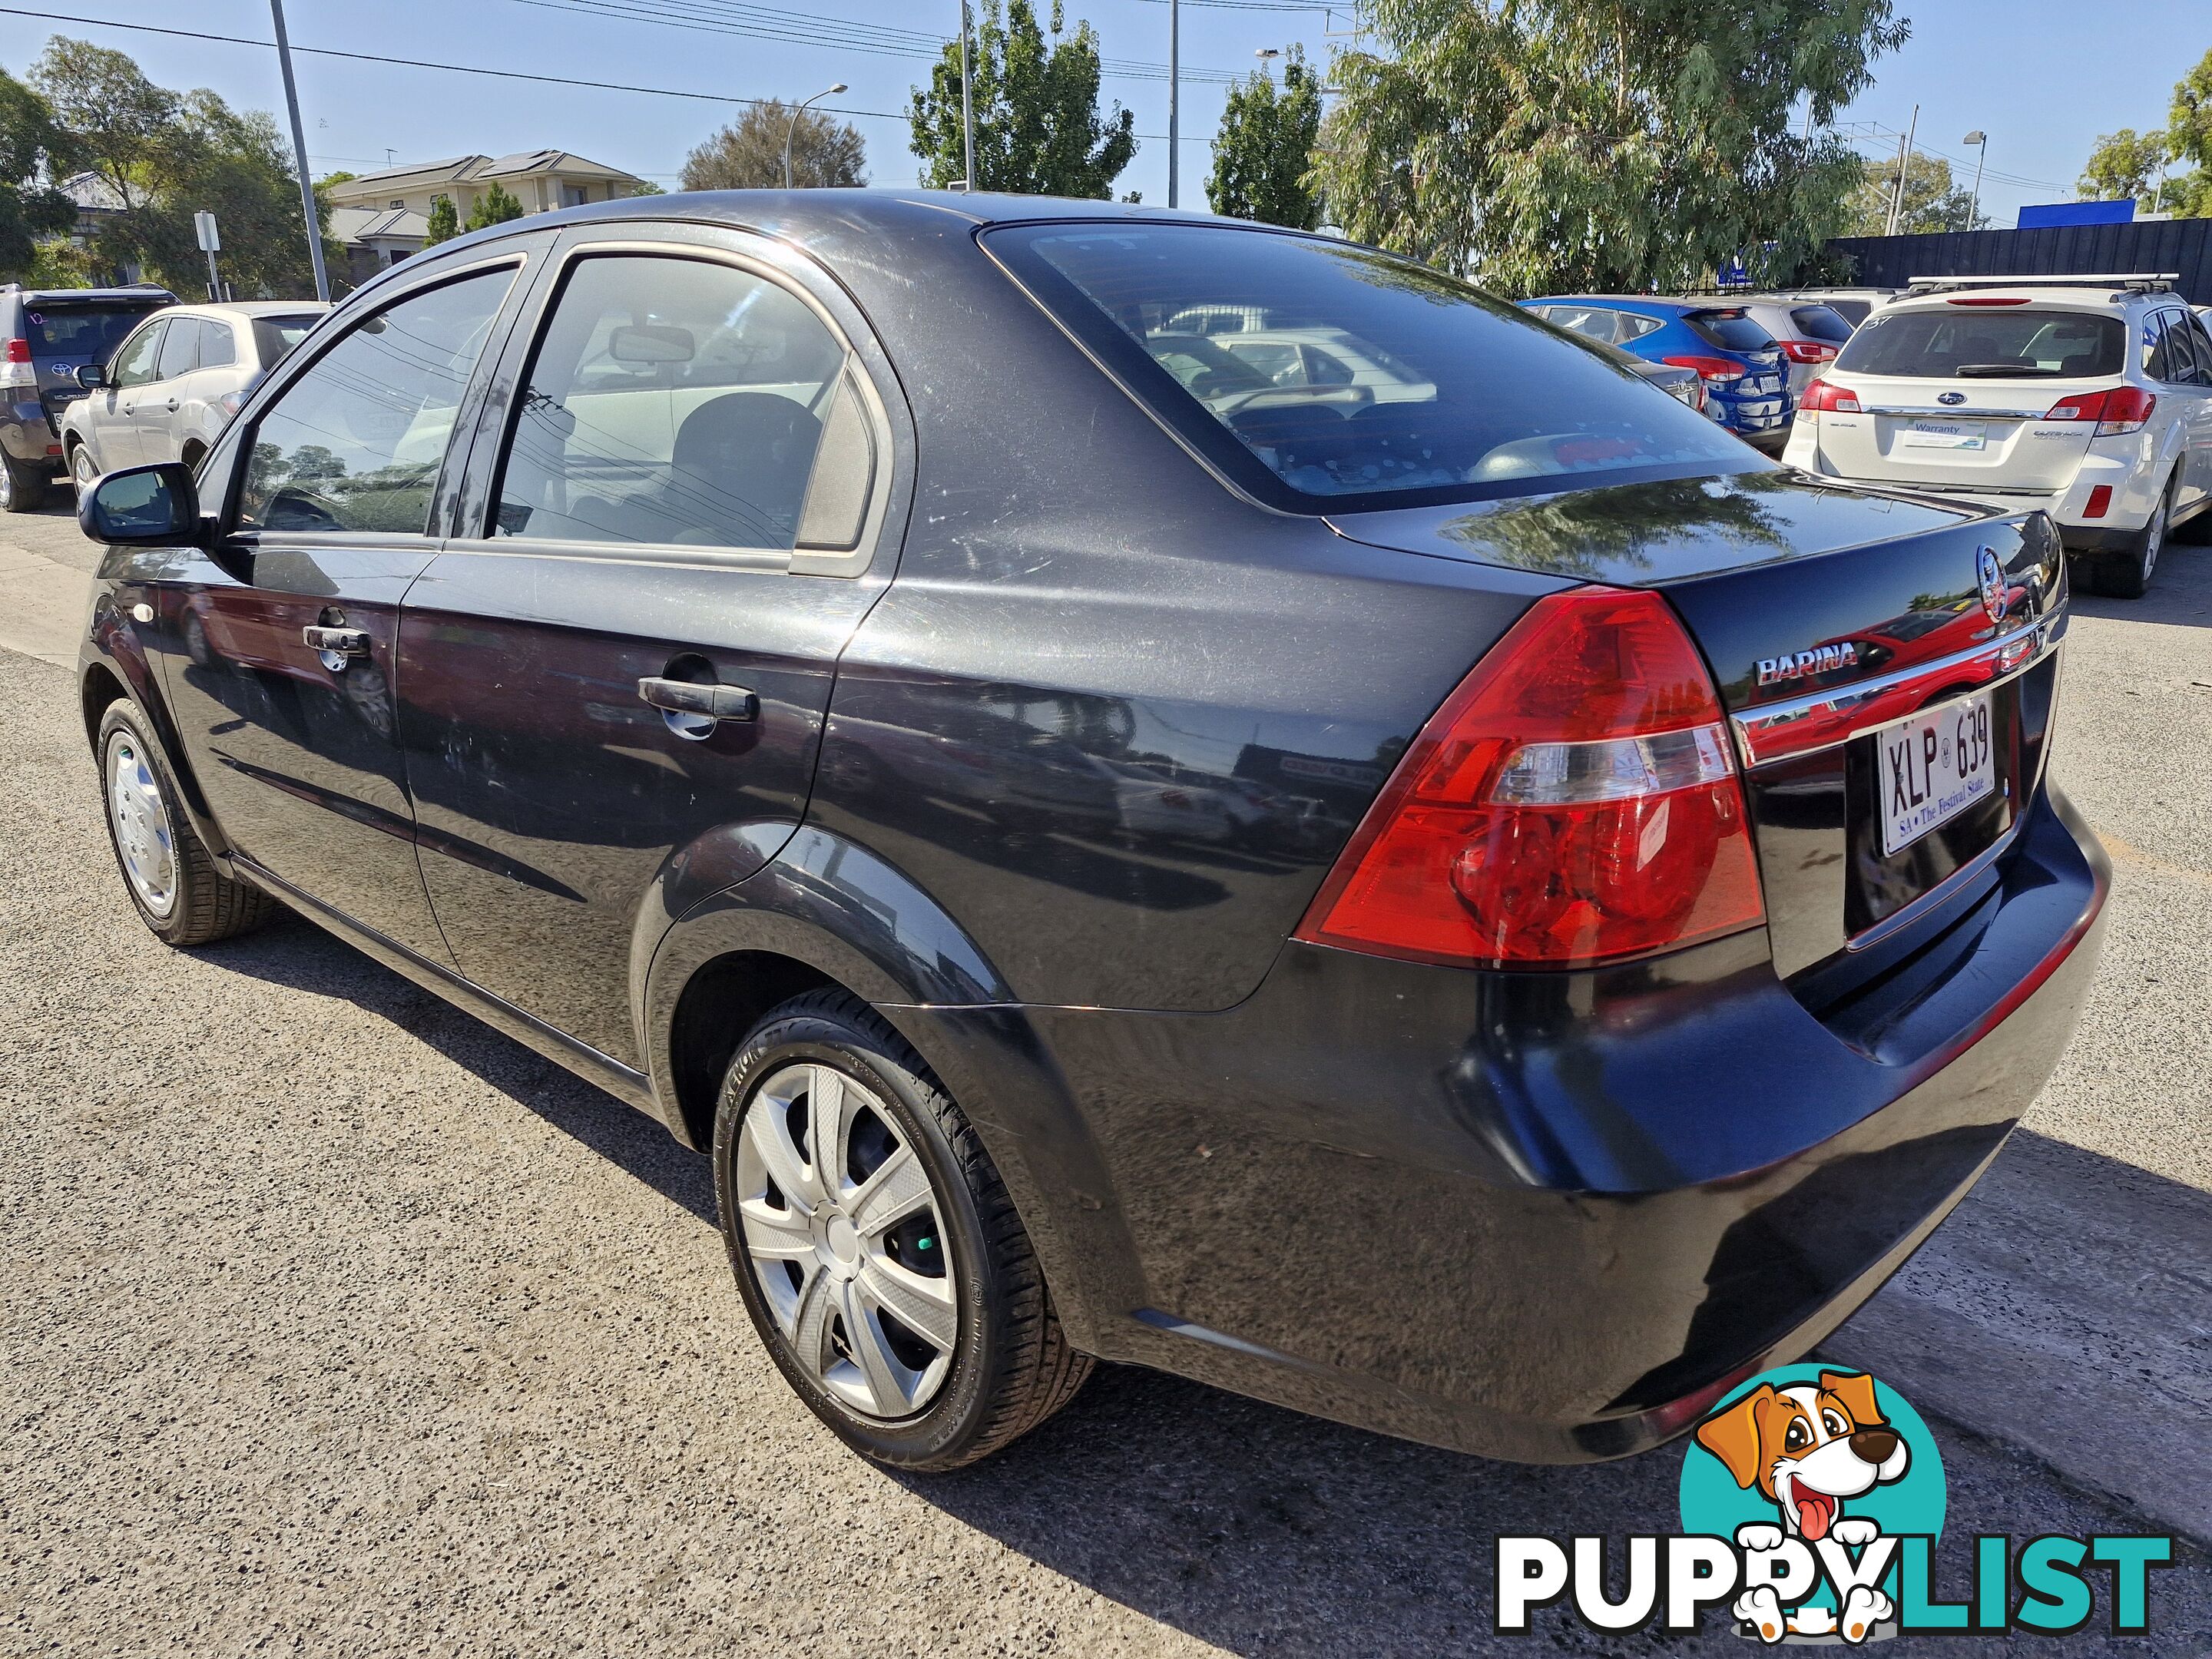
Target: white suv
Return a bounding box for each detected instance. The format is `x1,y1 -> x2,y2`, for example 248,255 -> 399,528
1783,275 -> 2212,597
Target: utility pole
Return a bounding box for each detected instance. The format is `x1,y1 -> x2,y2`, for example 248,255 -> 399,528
1167,0 -> 1180,208
959,0 -> 976,191
1884,103 -> 1918,237
269,0 -> 330,301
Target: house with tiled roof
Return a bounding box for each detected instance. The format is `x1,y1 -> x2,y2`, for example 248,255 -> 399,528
322,151 -> 649,283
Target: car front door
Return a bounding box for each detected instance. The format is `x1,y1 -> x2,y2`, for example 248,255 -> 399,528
156,253 -> 540,961
88,317 -> 164,471
396,227 -> 904,1067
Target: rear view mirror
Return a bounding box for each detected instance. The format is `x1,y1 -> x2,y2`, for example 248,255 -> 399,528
74,362 -> 106,389
609,324 -> 694,364
79,462 -> 199,545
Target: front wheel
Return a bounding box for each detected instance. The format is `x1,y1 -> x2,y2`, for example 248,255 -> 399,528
714,989 -> 1091,1471
69,442 -> 99,495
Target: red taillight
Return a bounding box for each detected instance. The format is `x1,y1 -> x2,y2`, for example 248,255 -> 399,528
1797,378 -> 1862,414
1781,340 -> 1837,363
2043,386 -> 2155,435
2084,485 -> 2113,518
1293,588 -> 1766,970
2,338 -> 30,363
1946,296 -> 2031,306
1661,353 -> 1747,383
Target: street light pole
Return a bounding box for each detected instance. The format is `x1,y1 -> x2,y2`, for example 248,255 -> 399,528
1167,0 -> 1179,208
785,83 -> 848,190
959,0 -> 976,191
1963,131 -> 1987,230
269,0 -> 329,302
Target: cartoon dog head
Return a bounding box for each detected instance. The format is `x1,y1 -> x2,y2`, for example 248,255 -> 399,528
1694,1371 -> 1909,1542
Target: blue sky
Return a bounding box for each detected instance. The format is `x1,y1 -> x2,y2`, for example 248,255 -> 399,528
0,1 -> 2200,218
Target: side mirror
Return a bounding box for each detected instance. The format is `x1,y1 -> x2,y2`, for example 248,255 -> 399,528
79,462 -> 200,545
75,362 -> 107,389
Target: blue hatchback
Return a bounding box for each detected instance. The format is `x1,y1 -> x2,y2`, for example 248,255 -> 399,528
1520,296 -> 1793,449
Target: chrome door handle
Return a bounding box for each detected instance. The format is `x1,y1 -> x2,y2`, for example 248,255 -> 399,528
303,624 -> 369,660
637,677 -> 757,723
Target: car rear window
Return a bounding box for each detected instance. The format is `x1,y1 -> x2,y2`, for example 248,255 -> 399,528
1790,305 -> 1856,344
1822,300 -> 1873,326
252,315 -> 322,366
989,224 -> 1751,510
1684,309 -> 1778,352
22,301 -> 168,363
1834,308 -> 2126,378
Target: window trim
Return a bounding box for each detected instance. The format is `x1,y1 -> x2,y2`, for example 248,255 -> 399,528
218,250 -> 534,543
469,239 -> 895,577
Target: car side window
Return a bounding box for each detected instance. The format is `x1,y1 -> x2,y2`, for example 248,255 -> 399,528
2141,310 -> 2175,380
156,318 -> 201,381
200,320 -> 237,369
492,253 -> 846,551
2188,316 -> 2212,386
1303,346 -> 1355,386
2162,312 -> 2200,384
111,322 -> 165,389
237,266 -> 516,535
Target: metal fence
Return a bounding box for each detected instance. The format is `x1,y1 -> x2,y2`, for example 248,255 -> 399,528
1825,220 -> 2212,303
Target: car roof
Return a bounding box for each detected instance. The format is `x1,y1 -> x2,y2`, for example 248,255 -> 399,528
7,286 -> 175,305
1880,285 -> 2159,315
164,301 -> 331,320
1532,295 -> 1700,315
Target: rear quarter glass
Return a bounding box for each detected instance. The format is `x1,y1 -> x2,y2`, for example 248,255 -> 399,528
986,224 -> 1758,515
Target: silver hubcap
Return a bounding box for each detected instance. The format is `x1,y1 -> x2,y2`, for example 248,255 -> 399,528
106,733 -> 177,917
72,448 -> 97,488
736,1062 -> 958,1419
2144,498 -> 2166,576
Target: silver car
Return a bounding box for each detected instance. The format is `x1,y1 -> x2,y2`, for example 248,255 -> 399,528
63,301 -> 327,487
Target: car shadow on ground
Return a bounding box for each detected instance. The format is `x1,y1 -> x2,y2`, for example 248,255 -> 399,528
187,907 -> 2209,1654
2070,533 -> 2212,628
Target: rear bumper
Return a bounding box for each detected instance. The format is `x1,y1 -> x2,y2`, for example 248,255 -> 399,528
0,406 -> 62,469
1781,424 -> 2166,538
975,784 -> 2108,1463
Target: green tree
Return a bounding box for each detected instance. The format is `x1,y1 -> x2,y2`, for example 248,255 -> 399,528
31,38 -> 333,296
1843,150 -> 1984,236
2076,127 -> 2169,210
423,191 -> 458,246
2161,48 -> 2212,214
682,101 -> 866,189
463,180 -> 524,230
0,70 -> 76,280
909,0 -> 1135,197
1206,44 -> 1323,228
1312,0 -> 1906,296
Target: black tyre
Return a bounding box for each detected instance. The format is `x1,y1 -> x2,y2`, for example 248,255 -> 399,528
2087,471 -> 2173,599
95,698 -> 276,945
0,449 -> 48,513
713,989 -> 1091,1470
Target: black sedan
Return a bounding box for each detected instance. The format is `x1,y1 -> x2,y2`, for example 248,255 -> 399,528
75,194 -> 2106,1472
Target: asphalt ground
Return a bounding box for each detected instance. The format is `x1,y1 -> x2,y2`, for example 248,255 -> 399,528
2,499 -> 2207,1654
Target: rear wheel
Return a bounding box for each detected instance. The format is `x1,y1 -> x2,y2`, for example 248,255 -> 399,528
2087,471 -> 2173,599
713,989 -> 1091,1471
95,698 -> 275,945
0,450 -> 48,513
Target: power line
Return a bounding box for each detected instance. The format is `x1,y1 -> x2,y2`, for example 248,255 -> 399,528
0,8 -> 1221,141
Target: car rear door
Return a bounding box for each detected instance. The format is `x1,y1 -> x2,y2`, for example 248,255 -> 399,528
134,316 -> 202,463
85,316 -> 164,471
156,251 -> 541,962
2153,307 -> 2212,511
396,224 -> 907,1068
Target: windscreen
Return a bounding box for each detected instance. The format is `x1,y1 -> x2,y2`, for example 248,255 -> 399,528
992,224 -> 1750,508
1835,307 -> 2126,378
1790,305 -> 1855,344
1685,309 -> 1778,352
24,301 -> 167,363
252,315 -> 322,366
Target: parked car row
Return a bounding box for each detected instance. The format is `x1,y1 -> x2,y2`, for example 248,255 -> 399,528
0,281 -> 327,512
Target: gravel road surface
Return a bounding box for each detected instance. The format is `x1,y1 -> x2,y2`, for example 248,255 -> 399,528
2,502 -> 2205,1654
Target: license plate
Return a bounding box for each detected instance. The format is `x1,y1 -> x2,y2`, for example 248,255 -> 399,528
1902,418 -> 1986,450
1876,692 -> 1995,856
1743,376 -> 1780,394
